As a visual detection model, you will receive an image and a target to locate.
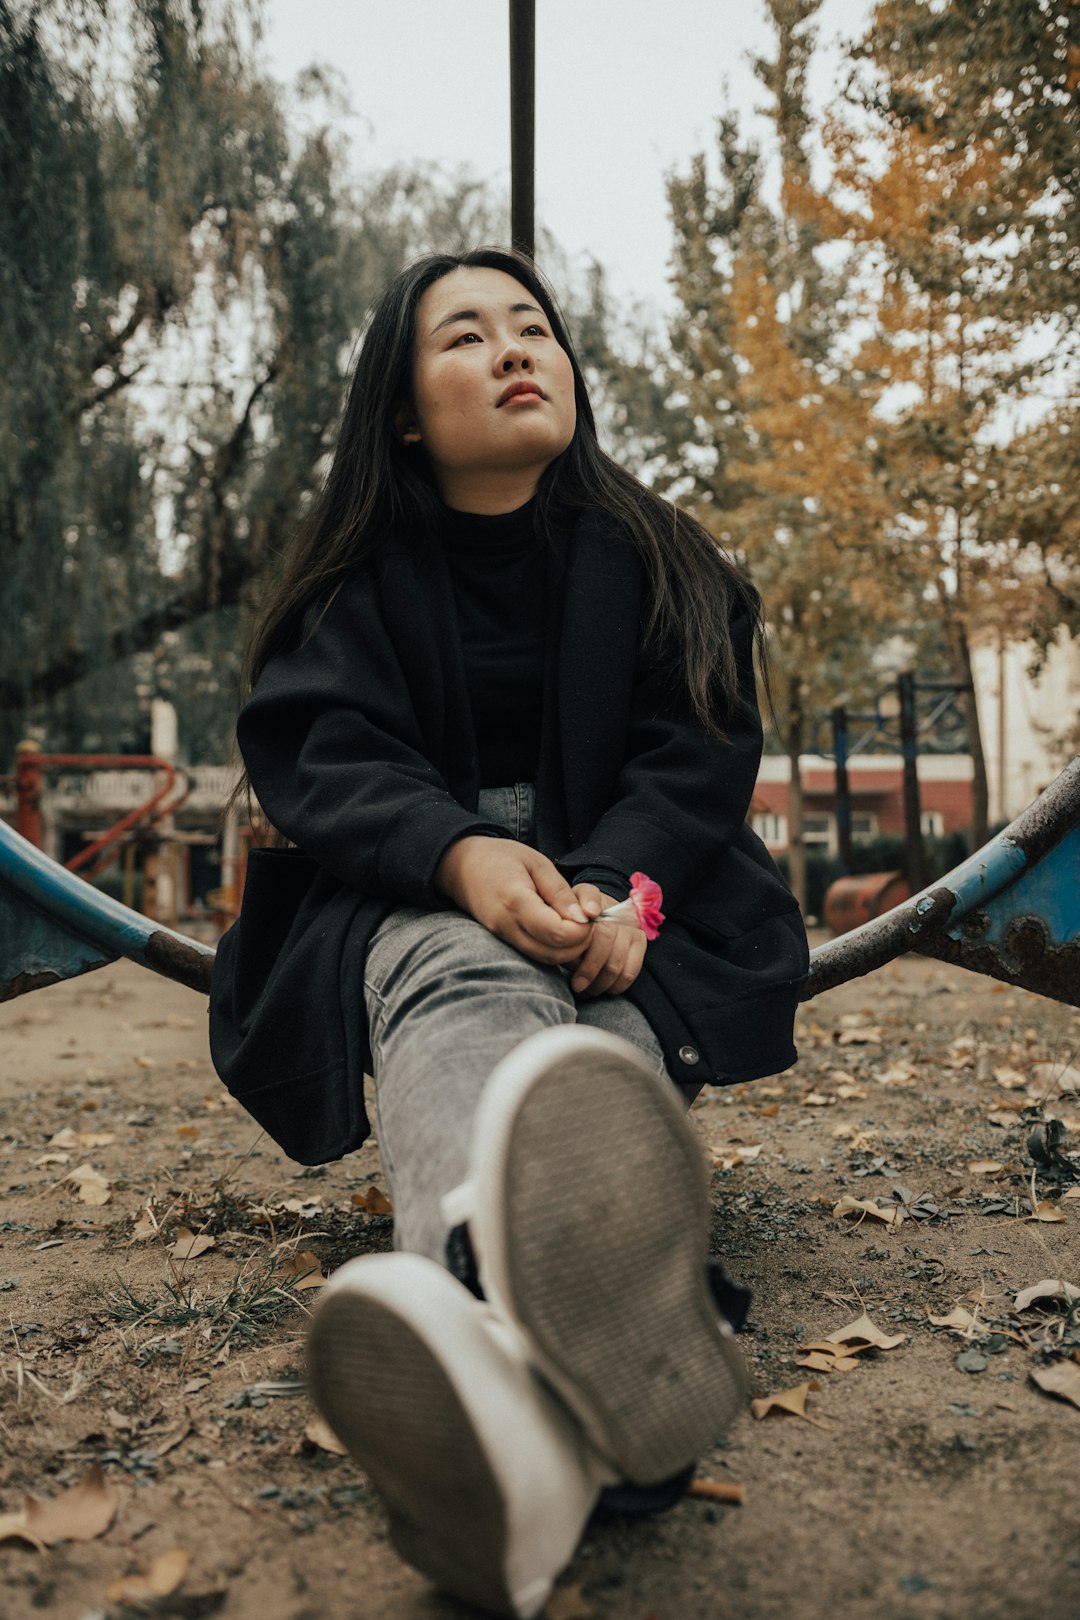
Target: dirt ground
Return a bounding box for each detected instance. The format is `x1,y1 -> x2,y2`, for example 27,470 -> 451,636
1,943 -> 1079,1620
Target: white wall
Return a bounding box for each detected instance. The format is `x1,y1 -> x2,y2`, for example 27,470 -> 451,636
969,628 -> 1080,822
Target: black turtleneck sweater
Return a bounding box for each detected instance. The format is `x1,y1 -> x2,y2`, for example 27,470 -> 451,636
442,498 -> 547,789
441,497 -> 630,902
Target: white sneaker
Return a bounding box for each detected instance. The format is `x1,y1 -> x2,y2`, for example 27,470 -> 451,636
307,1251 -> 614,1619
443,1025 -> 749,1486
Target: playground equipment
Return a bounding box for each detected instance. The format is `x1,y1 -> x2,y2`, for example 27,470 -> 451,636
2,755 -> 1078,1010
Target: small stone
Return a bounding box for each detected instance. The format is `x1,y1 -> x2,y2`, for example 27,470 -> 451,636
955,1349 -> 989,1374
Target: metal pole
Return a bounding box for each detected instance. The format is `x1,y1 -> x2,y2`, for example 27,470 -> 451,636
15,741 -> 43,848
832,704 -> 852,876
897,670 -> 928,890
509,0 -> 535,257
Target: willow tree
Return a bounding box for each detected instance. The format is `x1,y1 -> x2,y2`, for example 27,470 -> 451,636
0,1 -> 512,762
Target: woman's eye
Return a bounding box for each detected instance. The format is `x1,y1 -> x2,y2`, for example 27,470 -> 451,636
523,324 -> 545,336
453,332 -> 482,345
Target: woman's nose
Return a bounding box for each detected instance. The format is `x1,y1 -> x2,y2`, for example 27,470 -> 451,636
495,339 -> 531,373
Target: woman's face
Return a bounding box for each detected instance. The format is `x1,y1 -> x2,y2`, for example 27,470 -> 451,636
403,265 -> 578,513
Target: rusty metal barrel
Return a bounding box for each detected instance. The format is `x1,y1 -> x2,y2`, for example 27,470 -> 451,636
824,871 -> 911,935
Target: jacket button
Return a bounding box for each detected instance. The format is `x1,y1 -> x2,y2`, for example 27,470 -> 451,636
678,1045 -> 699,1066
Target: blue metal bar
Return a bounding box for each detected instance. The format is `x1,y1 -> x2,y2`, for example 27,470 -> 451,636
806,755 -> 1080,1005
0,818 -> 213,1000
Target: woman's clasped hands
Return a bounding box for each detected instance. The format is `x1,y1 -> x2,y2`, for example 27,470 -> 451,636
434,835 -> 647,998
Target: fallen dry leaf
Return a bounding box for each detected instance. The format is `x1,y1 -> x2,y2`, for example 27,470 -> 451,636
686,1478 -> 745,1504
927,1305 -> 979,1332
1030,1361 -> 1080,1412
1062,1187 -> 1080,1202
992,1066 -> 1028,1090
803,1092 -> 834,1107
837,1027 -> 882,1046
834,1084 -> 867,1101
169,1228 -> 217,1261
278,1251 -> 327,1290
175,1124 -> 201,1140
819,1312 -> 906,1351
1014,1279 -> 1080,1312
716,1144 -> 762,1170
0,1465 -> 119,1548
1031,1061 -> 1080,1095
545,1582 -> 596,1620
281,1196 -> 324,1217
63,1163 -> 110,1206
967,1159 -> 1005,1176
750,1380 -> 823,1424
303,1414 -> 347,1455
351,1186 -> 393,1215
987,1110 -> 1021,1128
48,1127 -> 115,1150
106,1547 -> 190,1603
1027,1201 -> 1067,1224
795,1350 -> 863,1374
871,1063 -> 916,1087
832,1195 -> 903,1228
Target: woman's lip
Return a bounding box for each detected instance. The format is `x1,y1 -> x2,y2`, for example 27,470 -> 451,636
497,384 -> 544,405
501,391 -> 543,405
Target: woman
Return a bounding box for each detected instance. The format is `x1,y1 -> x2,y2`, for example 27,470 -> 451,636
210,247 -> 808,1618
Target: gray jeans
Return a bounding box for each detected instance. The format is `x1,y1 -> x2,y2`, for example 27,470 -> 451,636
364,783 -> 689,1263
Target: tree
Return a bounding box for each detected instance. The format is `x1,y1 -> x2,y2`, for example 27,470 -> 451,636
666,0 -> 898,905
0,2 -> 514,761
818,28 -> 1079,843
851,0 -> 1080,334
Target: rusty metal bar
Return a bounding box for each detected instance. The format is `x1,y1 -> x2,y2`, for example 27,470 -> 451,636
805,754 -> 1080,1005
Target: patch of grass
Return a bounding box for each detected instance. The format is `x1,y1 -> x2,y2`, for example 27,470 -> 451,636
100,1252 -> 311,1361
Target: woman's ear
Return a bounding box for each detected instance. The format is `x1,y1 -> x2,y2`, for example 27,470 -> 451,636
394,404 -> 422,445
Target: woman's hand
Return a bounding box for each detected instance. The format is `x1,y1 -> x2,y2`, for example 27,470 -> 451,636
566,882 -> 648,998
434,836 -> 594,965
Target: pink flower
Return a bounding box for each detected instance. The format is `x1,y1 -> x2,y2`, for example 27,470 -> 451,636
599,871 -> 665,940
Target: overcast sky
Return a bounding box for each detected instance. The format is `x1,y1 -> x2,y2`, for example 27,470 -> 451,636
259,0 -> 876,319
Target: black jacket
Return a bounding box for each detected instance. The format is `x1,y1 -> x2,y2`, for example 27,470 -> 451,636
208,506 -> 808,1164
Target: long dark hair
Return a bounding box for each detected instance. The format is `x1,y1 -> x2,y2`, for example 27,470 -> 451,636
238,246 -> 764,760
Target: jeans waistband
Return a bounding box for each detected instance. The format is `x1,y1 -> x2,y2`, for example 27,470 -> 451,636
476,783 -> 537,845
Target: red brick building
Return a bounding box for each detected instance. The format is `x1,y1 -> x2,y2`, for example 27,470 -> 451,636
749,754 -> 974,855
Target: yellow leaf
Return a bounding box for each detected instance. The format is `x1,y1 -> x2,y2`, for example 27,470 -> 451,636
545,1582 -> 596,1620
303,1414 -> 347,1456
106,1548 -> 190,1603
1030,1361 -> 1080,1412
821,1312 -> 905,1351
48,1128 -> 115,1149
1014,1279 -> 1080,1312
992,1066 -> 1028,1090
795,1350 -> 862,1373
686,1478 -> 745,1504
63,1164 -> 110,1206
175,1124 -> 201,1140
168,1228 -> 216,1260
750,1380 -> 823,1424
1027,1202 -> 1067,1224
832,1195 -> 903,1228
279,1251 -> 327,1290
20,1465 -> 118,1545
926,1305 -> 979,1332
351,1186 -> 393,1215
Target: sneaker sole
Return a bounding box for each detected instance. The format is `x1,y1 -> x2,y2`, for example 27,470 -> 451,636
469,1027 -> 748,1484
308,1257 -> 518,1617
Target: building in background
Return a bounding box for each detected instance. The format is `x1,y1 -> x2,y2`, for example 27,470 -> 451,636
750,754 -> 974,858
969,628 -> 1080,825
